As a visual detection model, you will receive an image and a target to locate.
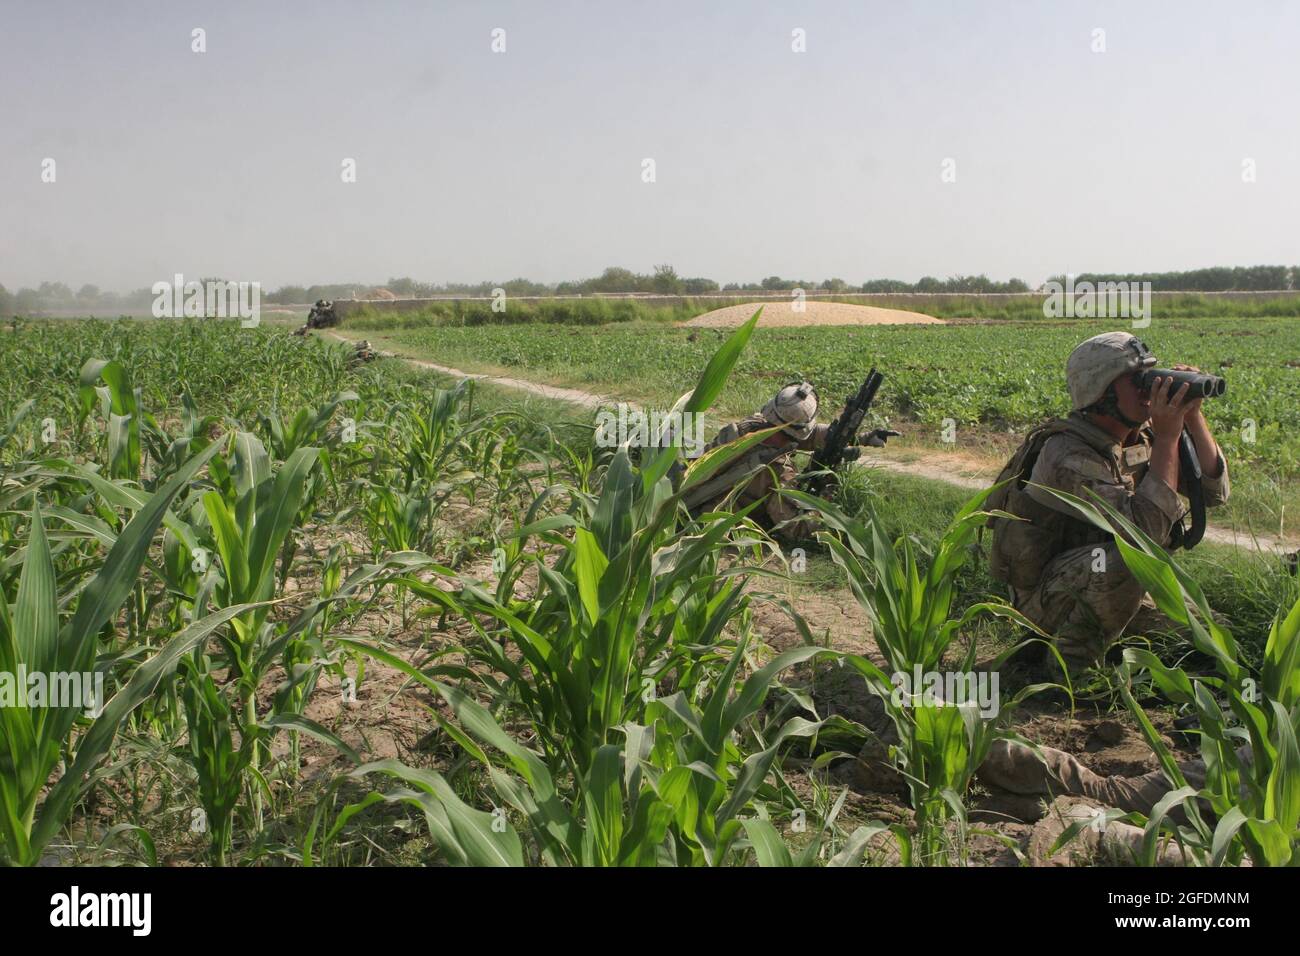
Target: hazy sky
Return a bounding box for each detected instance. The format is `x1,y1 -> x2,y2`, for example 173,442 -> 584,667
2,0 -> 1297,290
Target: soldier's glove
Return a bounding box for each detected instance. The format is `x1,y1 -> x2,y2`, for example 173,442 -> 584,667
859,428 -> 901,448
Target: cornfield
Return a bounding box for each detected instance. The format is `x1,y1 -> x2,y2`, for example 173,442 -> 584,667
0,316 -> 1296,869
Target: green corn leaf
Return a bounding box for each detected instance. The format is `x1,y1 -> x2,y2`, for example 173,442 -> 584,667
1262,594 -> 1300,709
1243,818 -> 1292,867
350,759 -> 524,867
572,528 -> 609,627
14,505 -> 58,674
247,446 -> 320,598
741,818 -> 794,867
1264,700 -> 1300,836
261,714 -> 362,765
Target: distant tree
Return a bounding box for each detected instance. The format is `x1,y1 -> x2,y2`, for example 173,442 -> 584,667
14,288 -> 41,315
589,267 -> 638,293
651,263 -> 682,294
682,277 -> 720,294
0,284 -> 12,315
499,277 -> 552,296
820,278 -> 849,292
269,285 -> 307,303
914,276 -> 943,293
37,282 -> 74,308
75,283 -> 100,302
860,279 -> 910,293
121,287 -> 155,308
943,274 -> 996,293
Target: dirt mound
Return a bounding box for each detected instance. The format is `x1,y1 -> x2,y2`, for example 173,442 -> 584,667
684,300 -> 942,328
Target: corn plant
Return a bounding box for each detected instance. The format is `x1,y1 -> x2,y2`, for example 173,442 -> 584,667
175,546 -> 417,865
412,457 -> 770,777
394,311 -> 773,776
793,486 -> 1051,863
173,426 -> 435,861
843,649 -> 1023,865
259,390 -> 357,460
0,441 -> 276,866
1043,487 -> 1300,866
317,310 -> 852,865
785,485 -> 1046,677
77,359 -> 143,483
332,633 -> 836,866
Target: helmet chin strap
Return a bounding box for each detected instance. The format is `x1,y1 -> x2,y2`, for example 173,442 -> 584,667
1085,383 -> 1144,429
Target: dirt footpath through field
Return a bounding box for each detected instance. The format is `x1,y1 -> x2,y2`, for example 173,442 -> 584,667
324,331 -> 1290,554
683,300 -> 943,328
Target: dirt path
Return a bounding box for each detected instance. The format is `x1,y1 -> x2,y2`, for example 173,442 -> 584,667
326,331 -> 1292,554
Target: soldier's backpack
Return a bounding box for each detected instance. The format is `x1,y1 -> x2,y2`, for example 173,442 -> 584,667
984,418 -> 1079,590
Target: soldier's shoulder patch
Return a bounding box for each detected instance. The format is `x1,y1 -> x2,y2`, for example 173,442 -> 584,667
1123,444 -> 1150,467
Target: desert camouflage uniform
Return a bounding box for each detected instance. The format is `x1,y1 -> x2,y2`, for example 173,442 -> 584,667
979,739 -> 1206,816
993,412 -> 1229,666
979,738 -> 1252,822
693,415 -> 830,540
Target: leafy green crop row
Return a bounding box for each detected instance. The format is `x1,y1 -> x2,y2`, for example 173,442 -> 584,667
361,315 -> 1299,469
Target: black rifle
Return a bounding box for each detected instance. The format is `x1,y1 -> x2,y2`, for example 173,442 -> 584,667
800,369 -> 883,498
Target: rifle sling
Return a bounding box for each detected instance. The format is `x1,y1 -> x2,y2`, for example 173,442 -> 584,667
1177,427 -> 1206,549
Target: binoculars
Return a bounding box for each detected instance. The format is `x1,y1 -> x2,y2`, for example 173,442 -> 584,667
1133,368 -> 1226,399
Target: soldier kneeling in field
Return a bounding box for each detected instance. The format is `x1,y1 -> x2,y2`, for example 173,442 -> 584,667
986,332 -> 1230,672
682,381 -> 896,541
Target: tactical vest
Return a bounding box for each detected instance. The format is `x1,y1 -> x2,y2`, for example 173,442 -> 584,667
985,416 -> 1125,590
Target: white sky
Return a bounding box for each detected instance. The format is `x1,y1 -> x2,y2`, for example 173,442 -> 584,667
2,0 -> 1297,290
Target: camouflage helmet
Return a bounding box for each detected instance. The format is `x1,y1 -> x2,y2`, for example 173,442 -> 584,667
761,381 -> 819,440
1066,332 -> 1157,410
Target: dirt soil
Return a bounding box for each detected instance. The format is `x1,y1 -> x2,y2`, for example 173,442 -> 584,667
683,300 -> 943,328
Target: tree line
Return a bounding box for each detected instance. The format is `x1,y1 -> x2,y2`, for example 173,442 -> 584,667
1043,265 -> 1295,293
4,264 -> 1299,314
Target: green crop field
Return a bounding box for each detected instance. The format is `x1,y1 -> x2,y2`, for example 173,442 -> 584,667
348,313 -> 1300,538
1,316 -> 1297,869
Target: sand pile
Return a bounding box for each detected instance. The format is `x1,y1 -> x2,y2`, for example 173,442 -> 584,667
683,300 -> 942,328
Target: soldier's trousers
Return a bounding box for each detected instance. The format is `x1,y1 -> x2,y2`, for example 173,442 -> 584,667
979,740 -> 1205,816
1010,542 -> 1147,667
710,485 -> 819,541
